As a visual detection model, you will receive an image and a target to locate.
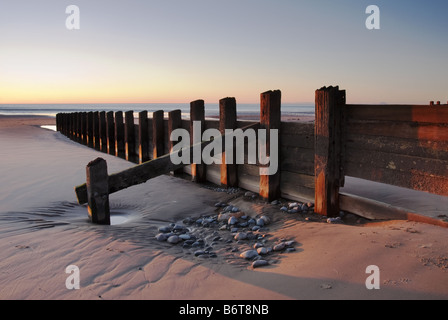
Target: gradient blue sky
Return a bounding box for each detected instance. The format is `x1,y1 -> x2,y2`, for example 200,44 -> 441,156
0,0 -> 447,104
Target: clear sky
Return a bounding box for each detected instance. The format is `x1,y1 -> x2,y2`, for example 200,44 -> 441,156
0,0 -> 447,104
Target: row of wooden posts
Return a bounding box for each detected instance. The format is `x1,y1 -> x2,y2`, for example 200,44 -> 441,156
57,91 -> 283,224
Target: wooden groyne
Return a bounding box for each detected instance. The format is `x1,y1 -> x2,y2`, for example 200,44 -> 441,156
56,87 -> 448,226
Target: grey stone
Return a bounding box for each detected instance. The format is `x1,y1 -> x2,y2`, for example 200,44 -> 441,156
252,260 -> 269,268
167,235 -> 181,244
273,242 -> 286,251
158,226 -> 171,233
234,232 -> 247,240
240,250 -> 259,260
155,233 -> 169,241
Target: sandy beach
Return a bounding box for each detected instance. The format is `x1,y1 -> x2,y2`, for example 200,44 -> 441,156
0,115 -> 447,301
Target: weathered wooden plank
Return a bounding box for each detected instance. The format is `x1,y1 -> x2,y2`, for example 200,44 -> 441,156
345,120 -> 448,142
93,111 -> 100,150
237,165 -> 260,194
115,111 -> 125,159
152,110 -> 164,159
168,109 -> 183,175
190,100 -> 206,183
340,192 -> 448,227
314,86 -> 345,217
280,171 -> 315,203
220,97 -> 238,187
345,163 -> 448,197
345,148 -> 448,178
125,111 -> 137,163
87,112 -> 94,148
106,111 -> 115,155
259,90 -> 281,201
81,112 -> 87,145
99,111 -> 107,153
86,158 -> 110,225
346,104 -> 448,124
139,111 -> 150,163
345,133 -> 448,160
280,146 -> 315,175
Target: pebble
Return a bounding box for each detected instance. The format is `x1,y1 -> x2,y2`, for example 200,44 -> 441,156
327,217 -> 343,224
256,219 -> 265,227
289,202 -> 299,209
155,233 -> 169,241
158,226 -> 171,233
253,243 -> 264,249
234,232 -> 247,241
271,200 -> 280,205
240,250 -> 259,260
273,242 -> 286,251
179,234 -> 191,240
245,191 -> 255,197
230,227 -> 239,233
194,250 -> 206,257
252,260 -> 269,268
257,247 -> 268,255
252,226 -> 261,232
280,206 -> 288,212
285,240 -> 295,247
228,216 -> 239,225
167,235 -> 181,244
285,247 -> 296,253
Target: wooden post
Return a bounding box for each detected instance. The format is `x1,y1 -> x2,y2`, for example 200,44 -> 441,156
314,86 -> 346,217
115,111 -> 125,159
81,112 -> 87,145
220,97 -> 238,187
71,113 -> 76,139
75,122 -> 259,205
152,110 -> 165,159
106,111 -> 115,155
125,111 -> 137,163
168,109 -> 183,175
87,112 -> 94,148
190,100 -> 206,183
259,90 -> 281,201
56,113 -> 60,132
138,111 -> 150,163
93,111 -> 100,150
99,111 -> 107,153
75,112 -> 80,142
86,158 -> 110,225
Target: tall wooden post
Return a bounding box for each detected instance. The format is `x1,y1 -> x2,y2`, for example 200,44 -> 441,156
152,110 -> 165,159
75,112 -> 80,142
93,111 -> 100,150
190,100 -> 206,183
314,86 -> 346,217
99,111 -> 107,153
86,158 -> 110,225
81,112 -> 87,145
87,112 -> 94,148
106,111 -> 115,155
115,111 -> 125,159
125,111 -> 137,163
168,109 -> 183,175
139,111 -> 150,163
259,90 -> 281,201
220,97 -> 238,187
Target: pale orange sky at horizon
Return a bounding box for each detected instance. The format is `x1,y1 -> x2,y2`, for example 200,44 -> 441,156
1,1 -> 447,106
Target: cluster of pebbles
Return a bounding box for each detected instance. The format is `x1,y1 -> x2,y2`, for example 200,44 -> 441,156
154,201 -> 297,269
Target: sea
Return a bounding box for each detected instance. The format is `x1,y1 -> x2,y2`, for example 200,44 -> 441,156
0,103 -> 314,119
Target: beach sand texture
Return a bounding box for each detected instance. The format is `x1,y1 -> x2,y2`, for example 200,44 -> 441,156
0,116 -> 447,300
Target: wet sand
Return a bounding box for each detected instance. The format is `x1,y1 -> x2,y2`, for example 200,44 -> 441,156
0,115 -> 447,300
